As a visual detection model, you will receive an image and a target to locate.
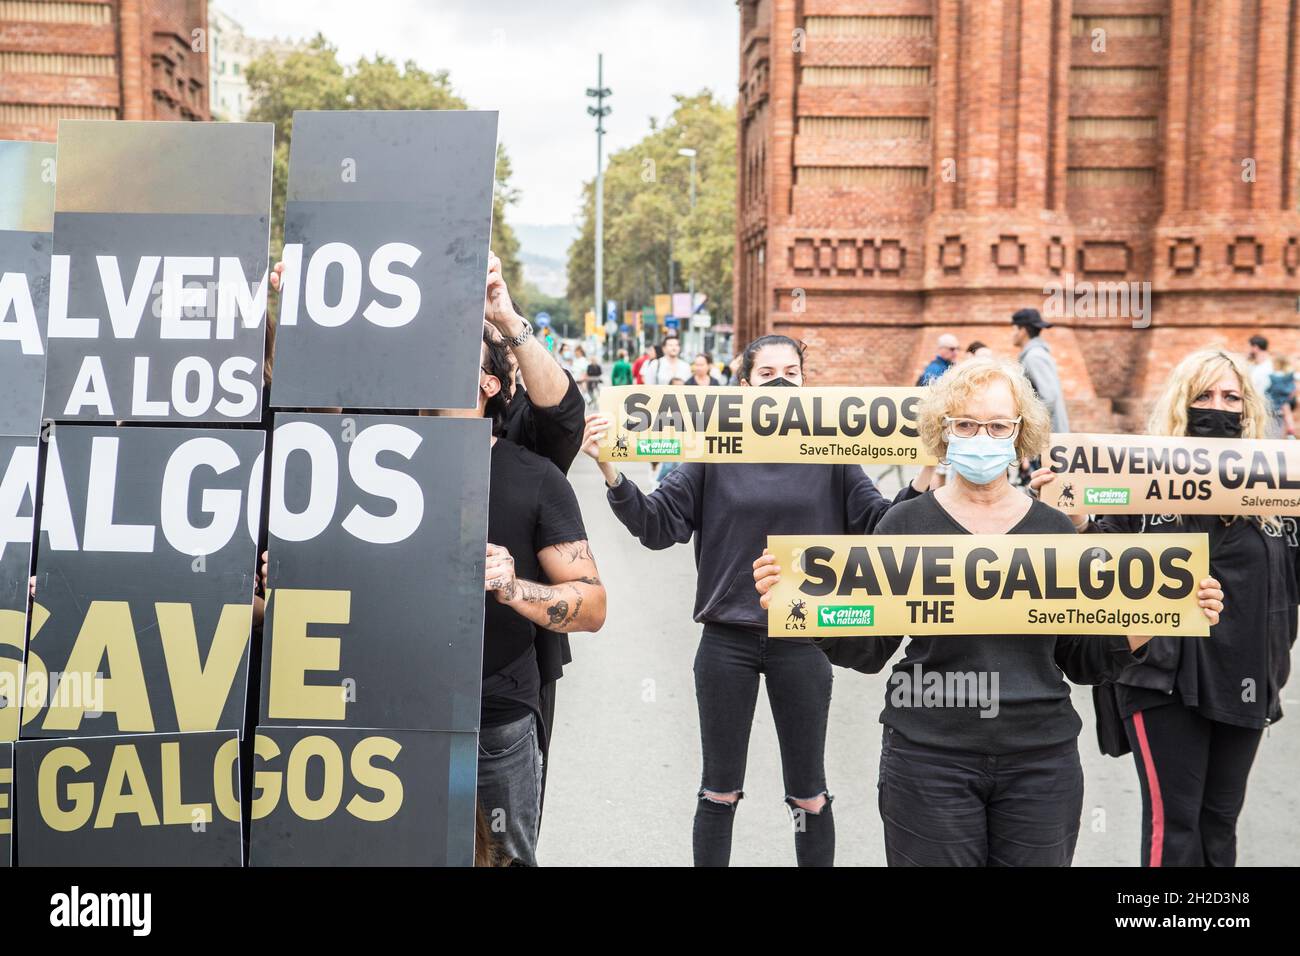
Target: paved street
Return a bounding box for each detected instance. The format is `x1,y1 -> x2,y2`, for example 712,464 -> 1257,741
539,460 -> 1300,867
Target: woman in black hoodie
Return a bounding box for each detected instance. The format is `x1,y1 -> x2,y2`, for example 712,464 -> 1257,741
1036,348 -> 1296,866
580,334 -> 932,867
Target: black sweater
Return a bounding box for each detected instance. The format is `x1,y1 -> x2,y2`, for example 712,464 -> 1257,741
1090,512 -> 1299,728
607,462 -> 919,631
820,492 -> 1143,754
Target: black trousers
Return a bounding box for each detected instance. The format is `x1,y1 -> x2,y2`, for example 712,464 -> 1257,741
877,727 -> 1084,866
536,678 -> 557,824
1124,703 -> 1263,867
692,623 -> 835,867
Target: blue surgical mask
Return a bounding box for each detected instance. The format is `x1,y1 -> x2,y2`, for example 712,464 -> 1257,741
945,433 -> 1016,485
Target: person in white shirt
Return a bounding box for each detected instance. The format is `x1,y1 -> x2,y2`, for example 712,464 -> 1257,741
1247,335 -> 1273,397
645,333 -> 692,385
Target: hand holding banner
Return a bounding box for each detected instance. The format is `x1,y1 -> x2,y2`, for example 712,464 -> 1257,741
766,533 -> 1210,637
1042,433 -> 1300,515
597,385 -> 936,464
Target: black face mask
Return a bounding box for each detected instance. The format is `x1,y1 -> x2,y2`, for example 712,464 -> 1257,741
1186,406 -> 1244,439
760,376 -> 798,387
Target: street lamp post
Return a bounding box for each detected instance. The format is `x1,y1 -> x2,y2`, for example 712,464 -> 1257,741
678,147 -> 697,357
586,55 -> 611,361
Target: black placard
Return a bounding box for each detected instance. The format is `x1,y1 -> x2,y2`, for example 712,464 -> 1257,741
41,121 -> 272,423
259,413 -> 488,732
1,436 -> 38,742
0,740 -> 11,867
0,139 -> 56,436
15,730 -> 241,866
270,110 -> 498,410
24,425 -> 263,738
247,725 -> 475,866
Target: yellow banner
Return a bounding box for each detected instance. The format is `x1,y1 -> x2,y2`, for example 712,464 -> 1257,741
765,533 -> 1209,637
1041,433 -> 1300,515
654,294 -> 672,322
597,385 -> 936,465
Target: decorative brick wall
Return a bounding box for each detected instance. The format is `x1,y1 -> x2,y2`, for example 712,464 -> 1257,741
0,0 -> 209,142
737,0 -> 1300,431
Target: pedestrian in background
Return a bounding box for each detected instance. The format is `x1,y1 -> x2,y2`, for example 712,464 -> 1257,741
645,333 -> 691,385
1267,355 -> 1295,437
916,333 -> 960,386
689,352 -> 721,386
1011,308 -> 1069,432
611,348 -> 634,386
1247,335 -> 1273,397
632,343 -> 658,385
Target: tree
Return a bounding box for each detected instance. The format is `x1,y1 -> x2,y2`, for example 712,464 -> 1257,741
566,91 -> 736,328
244,35 -> 523,292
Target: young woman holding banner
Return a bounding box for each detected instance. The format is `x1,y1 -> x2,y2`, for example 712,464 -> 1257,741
756,356 -> 1223,866
1035,348 -> 1297,867
581,334 -> 934,867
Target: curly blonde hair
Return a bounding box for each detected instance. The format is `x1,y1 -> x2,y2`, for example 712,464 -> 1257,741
917,355 -> 1052,461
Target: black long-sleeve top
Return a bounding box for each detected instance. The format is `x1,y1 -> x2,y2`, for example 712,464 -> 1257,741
1089,512 -> 1299,729
820,492 -> 1143,753
607,462 -> 919,631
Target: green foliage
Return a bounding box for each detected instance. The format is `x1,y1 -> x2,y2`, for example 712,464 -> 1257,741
566,91 -> 736,325
243,34 -> 521,286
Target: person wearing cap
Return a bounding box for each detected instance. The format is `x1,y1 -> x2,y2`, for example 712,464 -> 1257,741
1012,308 -> 1070,433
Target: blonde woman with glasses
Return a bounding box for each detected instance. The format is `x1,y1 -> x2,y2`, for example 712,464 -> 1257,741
755,356 -> 1223,866
1035,348 -> 1297,867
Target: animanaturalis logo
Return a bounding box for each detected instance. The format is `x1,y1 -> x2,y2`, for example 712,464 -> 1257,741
637,438 -> 681,455
1084,487 -> 1131,506
817,605 -> 875,627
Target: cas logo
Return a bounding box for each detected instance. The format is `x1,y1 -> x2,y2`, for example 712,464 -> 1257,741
50,886 -> 151,936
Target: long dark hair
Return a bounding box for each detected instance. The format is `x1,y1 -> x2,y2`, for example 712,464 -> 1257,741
482,329 -> 512,434
740,334 -> 806,382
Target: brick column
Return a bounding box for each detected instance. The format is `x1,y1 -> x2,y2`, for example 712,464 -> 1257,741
118,0 -> 146,120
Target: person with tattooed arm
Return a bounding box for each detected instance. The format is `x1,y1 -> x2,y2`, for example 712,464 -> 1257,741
427,331 -> 606,865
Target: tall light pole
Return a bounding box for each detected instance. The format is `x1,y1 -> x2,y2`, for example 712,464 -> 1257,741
586,55 -> 611,357
678,147 -> 697,356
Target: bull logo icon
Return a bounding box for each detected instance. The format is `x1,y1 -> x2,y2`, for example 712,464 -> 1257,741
613,434 -> 629,458
786,599 -> 808,630
1059,482 -> 1075,506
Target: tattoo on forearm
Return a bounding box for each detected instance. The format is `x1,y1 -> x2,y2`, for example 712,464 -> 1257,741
514,578 -> 588,628
517,580 -> 557,602
545,584 -> 583,627
551,541 -> 594,564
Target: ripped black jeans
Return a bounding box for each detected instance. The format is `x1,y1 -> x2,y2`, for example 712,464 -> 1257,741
692,623 -> 834,866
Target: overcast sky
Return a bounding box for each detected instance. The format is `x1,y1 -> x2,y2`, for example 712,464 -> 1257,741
216,0 -> 740,229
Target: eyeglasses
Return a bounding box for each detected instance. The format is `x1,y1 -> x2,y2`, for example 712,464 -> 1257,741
943,416 -> 1022,440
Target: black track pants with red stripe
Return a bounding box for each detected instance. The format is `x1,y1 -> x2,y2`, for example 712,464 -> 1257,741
1124,703 -> 1263,867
